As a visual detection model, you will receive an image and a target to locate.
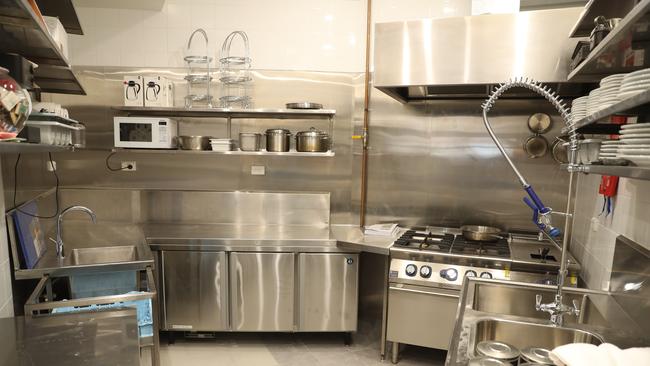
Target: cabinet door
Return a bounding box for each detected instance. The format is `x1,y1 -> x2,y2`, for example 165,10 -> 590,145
162,251 -> 228,331
230,252 -> 295,331
298,253 -> 359,331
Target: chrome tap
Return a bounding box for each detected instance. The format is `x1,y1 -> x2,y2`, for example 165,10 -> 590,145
481,77 -> 582,327
536,293 -> 581,326
55,206 -> 97,259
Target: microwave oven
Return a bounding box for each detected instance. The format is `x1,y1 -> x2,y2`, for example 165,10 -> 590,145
113,117 -> 178,149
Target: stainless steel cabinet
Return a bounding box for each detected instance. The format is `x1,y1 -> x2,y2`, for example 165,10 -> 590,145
229,252 -> 295,331
298,253 -> 359,331
161,251 -> 228,331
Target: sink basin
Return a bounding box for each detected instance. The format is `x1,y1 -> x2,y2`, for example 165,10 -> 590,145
471,283 -> 610,327
470,319 -> 603,357
70,246 -> 137,265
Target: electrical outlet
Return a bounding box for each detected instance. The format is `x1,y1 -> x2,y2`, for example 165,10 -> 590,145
46,160 -> 56,172
121,161 -> 137,171
251,165 -> 265,176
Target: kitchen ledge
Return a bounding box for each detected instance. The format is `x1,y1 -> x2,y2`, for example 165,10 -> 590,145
330,225 -> 395,256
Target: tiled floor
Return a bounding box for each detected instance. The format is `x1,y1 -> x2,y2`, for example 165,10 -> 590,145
155,323 -> 447,366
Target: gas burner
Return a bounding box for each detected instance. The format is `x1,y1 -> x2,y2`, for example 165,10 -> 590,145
451,236 -> 510,258
393,230 -> 454,252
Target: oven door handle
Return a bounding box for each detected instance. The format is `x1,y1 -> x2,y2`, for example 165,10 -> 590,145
389,285 -> 460,298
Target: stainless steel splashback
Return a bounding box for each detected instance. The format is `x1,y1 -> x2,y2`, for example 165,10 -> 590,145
374,8 -> 587,102
609,235 -> 650,335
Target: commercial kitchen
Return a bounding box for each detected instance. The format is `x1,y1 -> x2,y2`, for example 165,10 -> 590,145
0,0 -> 649,365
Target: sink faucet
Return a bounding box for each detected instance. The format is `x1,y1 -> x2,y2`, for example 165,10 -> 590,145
55,206 -> 97,259
481,77 -> 582,327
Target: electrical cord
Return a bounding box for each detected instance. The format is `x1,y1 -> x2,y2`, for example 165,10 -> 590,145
105,151 -> 133,171
12,152 -> 60,219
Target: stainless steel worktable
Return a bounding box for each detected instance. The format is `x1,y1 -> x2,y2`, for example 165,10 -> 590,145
0,310 -> 140,366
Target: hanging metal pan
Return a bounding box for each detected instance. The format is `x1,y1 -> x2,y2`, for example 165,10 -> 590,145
527,113 -> 552,134
523,135 -> 549,158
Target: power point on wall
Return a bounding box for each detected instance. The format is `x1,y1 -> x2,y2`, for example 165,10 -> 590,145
251,165 -> 265,176
46,160 -> 56,172
121,161 -> 137,171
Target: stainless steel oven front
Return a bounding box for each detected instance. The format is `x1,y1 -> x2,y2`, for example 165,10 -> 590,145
387,282 -> 460,354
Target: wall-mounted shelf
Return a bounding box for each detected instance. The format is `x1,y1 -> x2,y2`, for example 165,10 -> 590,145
113,106 -> 336,120
568,0 -> 650,81
0,142 -> 72,154
562,89 -> 650,134
35,0 -> 84,35
0,0 -> 86,94
569,0 -> 638,38
112,148 -> 335,157
562,163 -> 650,180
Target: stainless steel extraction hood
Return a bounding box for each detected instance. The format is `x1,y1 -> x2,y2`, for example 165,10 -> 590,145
374,7 -> 591,102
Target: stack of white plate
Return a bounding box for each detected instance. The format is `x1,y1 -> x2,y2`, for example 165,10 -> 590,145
587,88 -> 602,115
210,138 -> 233,151
617,123 -> 650,166
570,96 -> 588,125
599,140 -> 624,162
619,68 -> 650,99
598,74 -> 625,108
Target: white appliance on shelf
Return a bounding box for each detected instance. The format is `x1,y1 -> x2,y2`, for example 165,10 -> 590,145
143,76 -> 174,107
113,117 -> 177,149
123,76 -> 144,106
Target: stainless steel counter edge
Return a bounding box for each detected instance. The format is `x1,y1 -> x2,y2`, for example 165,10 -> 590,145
330,225 -> 394,255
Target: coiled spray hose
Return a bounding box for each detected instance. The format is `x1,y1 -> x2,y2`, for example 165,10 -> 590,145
481,77 -> 579,238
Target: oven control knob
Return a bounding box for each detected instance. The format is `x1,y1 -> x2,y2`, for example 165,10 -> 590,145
405,264 -> 418,277
465,270 -> 477,278
440,268 -> 458,281
480,272 -> 493,279
420,265 -> 432,278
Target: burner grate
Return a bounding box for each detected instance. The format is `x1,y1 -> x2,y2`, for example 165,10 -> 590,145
450,236 -> 510,257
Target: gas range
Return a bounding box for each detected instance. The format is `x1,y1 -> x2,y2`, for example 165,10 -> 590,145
393,229 -> 511,258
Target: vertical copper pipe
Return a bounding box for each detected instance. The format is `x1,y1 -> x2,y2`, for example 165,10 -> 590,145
359,0 -> 372,228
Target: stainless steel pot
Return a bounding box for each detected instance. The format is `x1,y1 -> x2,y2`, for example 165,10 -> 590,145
239,132 -> 261,151
265,128 -> 291,152
460,225 -> 503,242
295,127 -> 330,152
179,135 -> 211,150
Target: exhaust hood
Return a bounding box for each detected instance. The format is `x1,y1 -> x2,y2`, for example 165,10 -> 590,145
373,8 -> 591,103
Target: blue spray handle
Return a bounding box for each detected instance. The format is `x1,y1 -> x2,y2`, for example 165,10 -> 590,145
523,186 -> 561,237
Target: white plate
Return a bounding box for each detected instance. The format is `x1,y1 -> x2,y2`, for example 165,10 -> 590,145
619,83 -> 650,91
621,123 -> 650,129
620,129 -> 650,135
616,149 -> 650,155
622,138 -> 650,144
602,74 -> 626,82
622,73 -> 650,82
624,68 -> 650,78
618,91 -> 645,100
618,155 -> 650,166
620,133 -> 650,138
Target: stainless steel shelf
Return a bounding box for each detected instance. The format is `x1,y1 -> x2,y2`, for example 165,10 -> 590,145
562,164 -> 650,180
568,0 -> 650,81
113,106 -> 336,119
568,0 -> 638,38
0,142 -> 72,154
112,148 -> 335,157
0,0 -> 86,94
561,89 -> 650,133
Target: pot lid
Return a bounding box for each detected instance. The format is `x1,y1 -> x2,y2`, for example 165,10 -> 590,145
265,128 -> 291,135
476,341 -> 520,360
520,347 -> 552,364
239,132 -> 261,137
296,127 -> 328,137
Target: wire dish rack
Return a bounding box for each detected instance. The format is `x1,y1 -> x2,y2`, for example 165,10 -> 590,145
184,28 -> 213,108
218,31 -> 252,108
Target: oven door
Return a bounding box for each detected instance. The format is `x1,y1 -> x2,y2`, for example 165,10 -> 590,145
387,283 -> 460,350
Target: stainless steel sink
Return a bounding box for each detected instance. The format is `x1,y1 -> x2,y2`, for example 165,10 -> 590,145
70,246 -> 137,265
471,283 -> 610,327
470,319 -> 603,356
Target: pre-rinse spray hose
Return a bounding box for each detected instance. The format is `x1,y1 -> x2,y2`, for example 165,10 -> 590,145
481,76 -> 580,307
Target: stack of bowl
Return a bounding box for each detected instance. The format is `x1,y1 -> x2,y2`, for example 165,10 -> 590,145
569,96 -> 588,125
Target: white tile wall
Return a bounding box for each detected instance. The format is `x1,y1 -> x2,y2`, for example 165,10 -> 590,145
570,173 -> 650,290
0,160 -> 13,318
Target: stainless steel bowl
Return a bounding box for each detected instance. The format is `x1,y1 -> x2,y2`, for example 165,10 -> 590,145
265,128 -> 291,152
179,135 -> 211,150
295,127 -> 330,152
